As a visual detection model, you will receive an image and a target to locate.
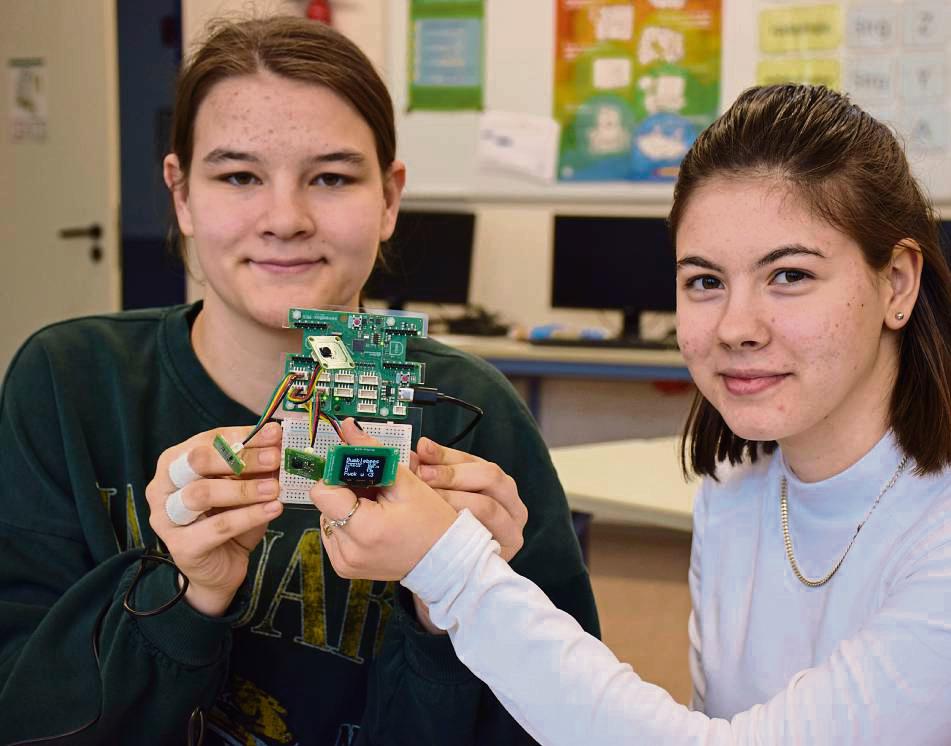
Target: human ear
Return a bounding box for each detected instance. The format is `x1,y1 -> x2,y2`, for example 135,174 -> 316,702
883,239 -> 923,330
163,154 -> 194,238
379,160 -> 406,242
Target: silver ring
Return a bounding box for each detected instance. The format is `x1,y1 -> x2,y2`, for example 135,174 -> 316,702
165,488 -> 203,526
323,498 -> 361,537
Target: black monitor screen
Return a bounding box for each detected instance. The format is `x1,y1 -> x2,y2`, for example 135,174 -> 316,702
341,455 -> 385,483
364,210 -> 475,308
552,216 -> 676,335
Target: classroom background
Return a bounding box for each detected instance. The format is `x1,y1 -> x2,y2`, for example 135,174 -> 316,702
3,0 -> 951,703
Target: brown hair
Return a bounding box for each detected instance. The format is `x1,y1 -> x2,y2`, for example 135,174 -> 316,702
671,84 -> 951,477
167,15 -> 396,260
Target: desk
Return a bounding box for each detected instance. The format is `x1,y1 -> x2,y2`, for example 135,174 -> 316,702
433,335 -> 691,419
435,335 -> 689,381
549,437 -> 697,532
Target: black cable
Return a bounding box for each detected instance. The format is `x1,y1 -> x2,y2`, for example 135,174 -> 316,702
122,551 -> 189,617
4,602 -> 108,745
435,392 -> 484,447
6,549 -> 198,745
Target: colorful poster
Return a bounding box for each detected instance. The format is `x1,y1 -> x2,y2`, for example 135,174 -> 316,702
408,0 -> 484,111
554,0 -> 722,182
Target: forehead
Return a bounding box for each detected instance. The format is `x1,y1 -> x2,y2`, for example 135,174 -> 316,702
675,176 -> 851,264
192,71 -> 375,157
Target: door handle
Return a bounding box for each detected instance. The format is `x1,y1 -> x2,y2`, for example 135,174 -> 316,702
59,223 -> 102,240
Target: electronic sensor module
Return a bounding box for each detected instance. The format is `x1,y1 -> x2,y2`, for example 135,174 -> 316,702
283,308 -> 428,421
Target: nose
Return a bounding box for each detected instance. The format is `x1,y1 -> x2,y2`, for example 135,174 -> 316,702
716,287 -> 769,351
258,182 -> 315,240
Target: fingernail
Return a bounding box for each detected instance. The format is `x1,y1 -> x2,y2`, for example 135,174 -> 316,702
261,449 -> 279,467
258,480 -> 277,496
418,465 -> 435,481
264,500 -> 282,515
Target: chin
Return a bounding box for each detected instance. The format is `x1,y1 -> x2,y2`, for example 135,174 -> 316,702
717,408 -> 795,444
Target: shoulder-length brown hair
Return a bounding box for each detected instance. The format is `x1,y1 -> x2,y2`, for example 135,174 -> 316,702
671,84 -> 951,478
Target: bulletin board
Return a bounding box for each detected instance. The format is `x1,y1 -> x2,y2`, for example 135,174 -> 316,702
386,0 -> 951,206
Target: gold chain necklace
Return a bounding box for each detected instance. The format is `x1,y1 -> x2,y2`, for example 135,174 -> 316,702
780,455 -> 908,588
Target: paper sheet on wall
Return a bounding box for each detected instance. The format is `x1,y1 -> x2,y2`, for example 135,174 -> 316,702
8,58 -> 47,143
554,0 -> 723,183
408,0 -> 484,111
477,111 -> 560,182
755,0 -> 950,156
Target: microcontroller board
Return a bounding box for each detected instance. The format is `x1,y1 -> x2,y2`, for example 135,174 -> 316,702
282,307 -> 428,421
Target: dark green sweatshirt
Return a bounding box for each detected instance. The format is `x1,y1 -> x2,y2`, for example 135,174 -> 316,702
0,303 -> 598,746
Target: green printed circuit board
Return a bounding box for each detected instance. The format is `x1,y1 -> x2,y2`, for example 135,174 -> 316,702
282,307 -> 428,421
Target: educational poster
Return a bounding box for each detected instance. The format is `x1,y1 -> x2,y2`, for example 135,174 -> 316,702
554,0 -> 722,182
8,57 -> 47,143
756,0 -> 950,154
408,0 -> 484,111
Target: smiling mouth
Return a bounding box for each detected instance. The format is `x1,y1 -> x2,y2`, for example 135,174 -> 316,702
248,258 -> 326,274
720,372 -> 789,396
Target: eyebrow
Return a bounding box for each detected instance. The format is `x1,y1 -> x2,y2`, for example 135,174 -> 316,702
201,148 -> 367,166
676,244 -> 827,273
753,244 -> 826,268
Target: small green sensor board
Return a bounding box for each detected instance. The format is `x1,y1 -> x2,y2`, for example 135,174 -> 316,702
213,434 -> 246,476
323,445 -> 399,488
284,447 -> 326,482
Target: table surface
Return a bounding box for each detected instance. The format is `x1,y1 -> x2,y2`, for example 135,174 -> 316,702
433,334 -> 686,368
549,437 -> 698,532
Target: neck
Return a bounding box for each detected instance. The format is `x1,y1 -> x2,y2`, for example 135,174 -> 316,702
779,337 -> 898,483
192,295 -> 302,414
780,417 -> 890,483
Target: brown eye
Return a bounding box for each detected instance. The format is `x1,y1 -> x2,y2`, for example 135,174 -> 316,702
314,173 -> 350,187
223,172 -> 258,186
685,275 -> 722,291
772,270 -> 809,285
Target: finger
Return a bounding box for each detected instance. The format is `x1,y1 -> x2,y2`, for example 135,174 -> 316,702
439,489 -> 524,555
177,500 -> 283,557
409,450 -> 420,474
416,437 -> 483,467
318,511 -> 364,579
154,422 -> 283,496
188,438 -> 281,478
309,481 -> 360,522
418,460 -> 517,502
377,464 -> 434,506
175,478 -> 279,514
439,489 -> 509,534
340,418 -> 383,447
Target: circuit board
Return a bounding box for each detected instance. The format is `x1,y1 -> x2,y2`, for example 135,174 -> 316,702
282,307 -> 428,421
279,418 -> 412,505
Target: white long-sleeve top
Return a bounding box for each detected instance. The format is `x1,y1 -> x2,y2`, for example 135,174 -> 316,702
402,432 -> 951,744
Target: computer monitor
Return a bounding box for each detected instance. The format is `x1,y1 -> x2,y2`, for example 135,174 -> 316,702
363,210 -> 475,310
552,215 -> 676,339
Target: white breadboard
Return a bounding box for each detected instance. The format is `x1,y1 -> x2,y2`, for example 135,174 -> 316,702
279,418 -> 413,506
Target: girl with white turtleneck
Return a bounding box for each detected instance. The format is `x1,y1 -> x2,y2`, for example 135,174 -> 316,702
311,84 -> 951,744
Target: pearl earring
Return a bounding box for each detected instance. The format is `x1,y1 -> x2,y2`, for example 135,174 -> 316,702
895,312 -> 905,321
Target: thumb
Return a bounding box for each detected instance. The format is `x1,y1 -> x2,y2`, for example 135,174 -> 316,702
310,481 -> 358,520
340,418 -> 383,447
